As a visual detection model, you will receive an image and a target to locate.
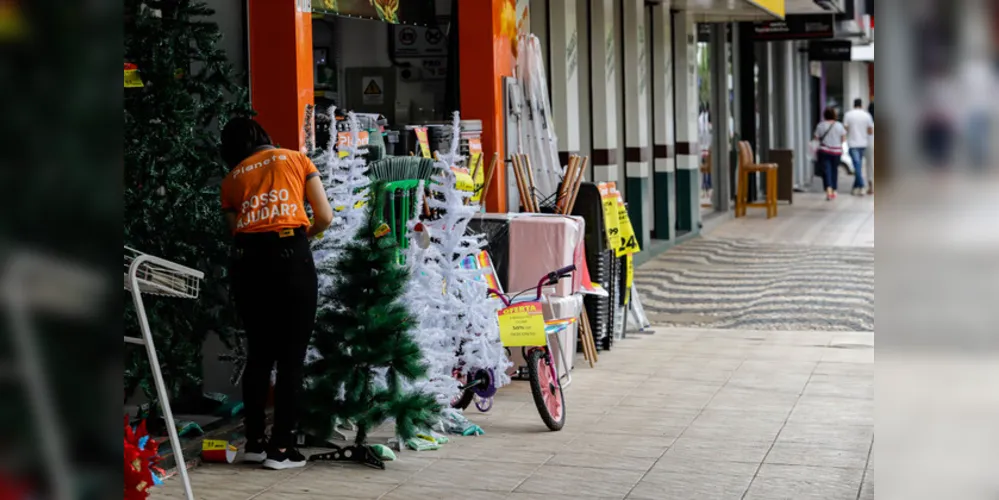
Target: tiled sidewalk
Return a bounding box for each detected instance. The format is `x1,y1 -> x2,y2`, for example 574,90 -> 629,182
151,327 -> 874,500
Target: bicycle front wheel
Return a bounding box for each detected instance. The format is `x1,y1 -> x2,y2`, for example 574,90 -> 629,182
526,349 -> 565,431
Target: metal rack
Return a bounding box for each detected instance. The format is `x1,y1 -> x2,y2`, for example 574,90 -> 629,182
124,246 -> 203,500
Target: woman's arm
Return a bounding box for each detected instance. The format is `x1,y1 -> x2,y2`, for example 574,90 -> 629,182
305,175 -> 333,238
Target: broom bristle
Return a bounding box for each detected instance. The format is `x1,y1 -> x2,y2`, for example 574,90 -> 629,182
367,157 -> 438,182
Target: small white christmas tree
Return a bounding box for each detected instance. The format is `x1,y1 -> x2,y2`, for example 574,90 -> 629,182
418,112 -> 512,392
304,109 -> 370,399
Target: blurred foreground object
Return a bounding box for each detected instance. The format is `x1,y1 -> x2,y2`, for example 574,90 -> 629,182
123,0 -> 251,406
124,248 -> 203,500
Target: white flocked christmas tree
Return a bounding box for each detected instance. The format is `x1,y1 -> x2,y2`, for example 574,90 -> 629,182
304,108 -> 370,400
403,112 -> 512,420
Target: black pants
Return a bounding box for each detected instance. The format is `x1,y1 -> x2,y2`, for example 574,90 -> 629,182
231,228 -> 317,449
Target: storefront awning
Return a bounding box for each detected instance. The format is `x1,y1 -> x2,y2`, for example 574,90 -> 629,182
673,0 -> 785,22
745,0 -> 786,19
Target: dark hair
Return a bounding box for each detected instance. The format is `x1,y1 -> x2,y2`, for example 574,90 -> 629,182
221,117 -> 273,168
854,98 -> 863,108
823,107 -> 838,121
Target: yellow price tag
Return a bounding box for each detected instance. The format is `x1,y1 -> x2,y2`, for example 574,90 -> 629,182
202,439 -> 229,452
599,183 -> 620,248
468,138 -> 484,202
615,201 -> 641,257
413,127 -> 432,158
452,167 -> 474,192
497,301 -> 547,347
124,64 -> 144,88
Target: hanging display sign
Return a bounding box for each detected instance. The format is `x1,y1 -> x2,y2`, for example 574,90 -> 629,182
753,14 -> 835,41
336,130 -> 370,158
497,301 -> 547,347
124,63 -> 144,88
808,40 -> 852,61
615,199 -> 641,257
311,0 -> 435,26
598,183 -> 621,248
412,127 -> 432,158
468,138 -> 484,203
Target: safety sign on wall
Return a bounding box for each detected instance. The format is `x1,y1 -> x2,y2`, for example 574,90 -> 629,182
361,76 -> 384,105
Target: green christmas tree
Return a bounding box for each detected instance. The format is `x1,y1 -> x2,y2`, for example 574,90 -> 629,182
124,0 -> 251,406
300,187 -> 438,466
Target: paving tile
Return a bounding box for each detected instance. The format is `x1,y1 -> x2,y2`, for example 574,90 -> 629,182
628,468 -> 754,500
775,423 -> 874,450
380,485 -> 508,500
764,441 -> 870,469
706,387 -> 801,413
743,464 -> 864,500
546,451 -> 656,471
253,491 -> 373,500
787,396 -> 873,427
858,471 -> 874,500
408,459 -> 539,493
508,494 -> 621,500
266,477 -> 397,499
663,436 -> 774,464
561,432 -> 675,459
514,464 -> 644,499
802,373 -> 874,400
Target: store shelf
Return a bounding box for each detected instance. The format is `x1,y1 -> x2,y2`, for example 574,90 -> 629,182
123,246 -> 204,299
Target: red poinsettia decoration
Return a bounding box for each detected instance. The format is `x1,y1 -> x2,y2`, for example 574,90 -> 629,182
124,418 -> 161,500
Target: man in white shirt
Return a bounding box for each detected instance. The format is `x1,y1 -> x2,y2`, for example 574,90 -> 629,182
844,99 -> 875,195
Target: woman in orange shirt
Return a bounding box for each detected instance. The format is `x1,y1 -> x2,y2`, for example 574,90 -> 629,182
220,117 -> 332,470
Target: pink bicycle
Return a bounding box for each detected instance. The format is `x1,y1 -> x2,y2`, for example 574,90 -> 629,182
484,265 -> 576,431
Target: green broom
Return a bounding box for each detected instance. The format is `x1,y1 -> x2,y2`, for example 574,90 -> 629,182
367,156 -> 439,263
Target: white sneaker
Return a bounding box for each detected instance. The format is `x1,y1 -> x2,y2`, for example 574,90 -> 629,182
263,447 -> 307,470
243,440 -> 267,464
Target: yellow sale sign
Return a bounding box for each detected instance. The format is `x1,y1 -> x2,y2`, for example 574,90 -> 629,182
497,301 -> 547,347
599,183 -> 620,248
615,200 -> 641,257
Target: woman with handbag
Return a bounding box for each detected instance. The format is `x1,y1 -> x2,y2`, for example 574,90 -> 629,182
812,107 -> 848,201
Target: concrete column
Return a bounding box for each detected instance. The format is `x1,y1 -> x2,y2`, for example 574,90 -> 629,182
622,0 -> 651,246
757,42 -> 773,159
589,0 -> 619,183
791,48 -> 804,186
548,0 -> 581,166
672,10 -> 700,233
798,50 -> 811,187
776,41 -> 796,152
576,0 -> 592,162
709,24 -> 731,212
651,0 -> 675,241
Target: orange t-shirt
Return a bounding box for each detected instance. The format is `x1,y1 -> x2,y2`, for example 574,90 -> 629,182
220,147 -> 320,234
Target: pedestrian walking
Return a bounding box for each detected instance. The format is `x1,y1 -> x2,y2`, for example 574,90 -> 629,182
219,117 -> 333,470
813,107 -> 848,201
844,98 -> 875,195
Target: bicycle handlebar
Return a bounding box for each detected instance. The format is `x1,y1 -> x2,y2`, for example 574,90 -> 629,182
487,265 -> 578,307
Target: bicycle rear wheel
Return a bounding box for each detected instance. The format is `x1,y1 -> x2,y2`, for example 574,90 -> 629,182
526,349 -> 565,431
451,372 -> 475,410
